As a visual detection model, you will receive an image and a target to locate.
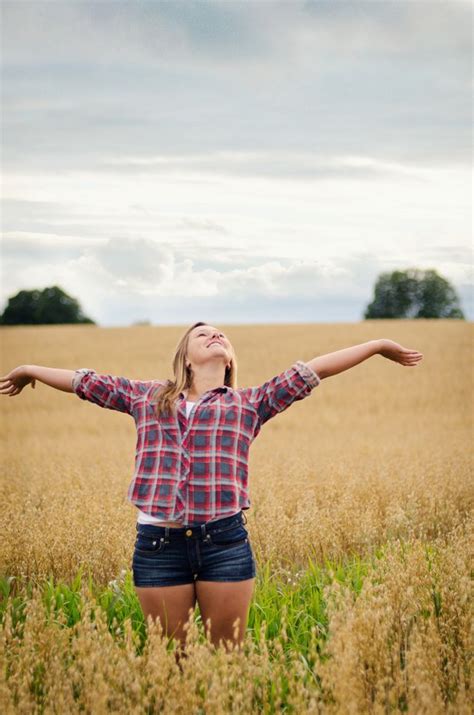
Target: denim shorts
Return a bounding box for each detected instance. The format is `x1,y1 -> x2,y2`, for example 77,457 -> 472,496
132,510 -> 257,587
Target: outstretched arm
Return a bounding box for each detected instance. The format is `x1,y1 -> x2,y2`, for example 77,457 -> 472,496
305,339 -> 423,380
0,364 -> 156,415
0,365 -> 74,396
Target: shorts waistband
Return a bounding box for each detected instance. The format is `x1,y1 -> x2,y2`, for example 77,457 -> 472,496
135,510 -> 247,541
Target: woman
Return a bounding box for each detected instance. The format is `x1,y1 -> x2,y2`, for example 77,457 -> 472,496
0,323 -> 423,653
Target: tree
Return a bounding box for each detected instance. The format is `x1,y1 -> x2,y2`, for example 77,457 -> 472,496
364,269 -> 465,319
0,286 -> 96,325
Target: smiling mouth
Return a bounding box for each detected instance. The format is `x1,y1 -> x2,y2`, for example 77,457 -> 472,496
207,341 -> 223,348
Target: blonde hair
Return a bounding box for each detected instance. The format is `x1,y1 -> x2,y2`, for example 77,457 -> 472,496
151,321 -> 238,419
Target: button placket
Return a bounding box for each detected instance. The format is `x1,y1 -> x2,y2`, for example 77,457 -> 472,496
174,388 -> 228,524
179,396 -> 203,523
173,426 -> 190,518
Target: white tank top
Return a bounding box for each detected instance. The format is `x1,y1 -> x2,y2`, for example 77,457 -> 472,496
136,401 -> 241,525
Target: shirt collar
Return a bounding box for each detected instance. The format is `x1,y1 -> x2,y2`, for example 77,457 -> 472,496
179,386 -> 228,399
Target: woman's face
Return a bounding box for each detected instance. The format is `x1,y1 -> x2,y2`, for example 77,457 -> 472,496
186,325 -> 233,370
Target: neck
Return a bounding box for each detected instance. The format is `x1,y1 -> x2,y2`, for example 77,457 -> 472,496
185,364 -> 227,400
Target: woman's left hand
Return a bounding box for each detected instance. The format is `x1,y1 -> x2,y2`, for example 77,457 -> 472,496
378,339 -> 423,366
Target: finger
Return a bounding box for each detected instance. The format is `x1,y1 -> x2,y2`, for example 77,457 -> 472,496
2,385 -> 17,395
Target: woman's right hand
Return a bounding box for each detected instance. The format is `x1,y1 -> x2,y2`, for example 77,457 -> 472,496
0,365 -> 36,396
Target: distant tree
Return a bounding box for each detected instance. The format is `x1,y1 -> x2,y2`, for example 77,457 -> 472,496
0,286 -> 96,325
364,269 -> 465,319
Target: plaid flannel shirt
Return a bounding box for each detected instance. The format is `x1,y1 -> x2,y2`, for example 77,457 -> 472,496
72,360 -> 321,524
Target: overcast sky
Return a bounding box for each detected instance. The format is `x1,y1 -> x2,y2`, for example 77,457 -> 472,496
1,0 -> 472,326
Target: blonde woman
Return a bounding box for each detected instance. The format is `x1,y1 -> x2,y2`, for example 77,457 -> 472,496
0,323 -> 423,653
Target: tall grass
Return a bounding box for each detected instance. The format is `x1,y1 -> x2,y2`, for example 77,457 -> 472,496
1,321 -> 472,712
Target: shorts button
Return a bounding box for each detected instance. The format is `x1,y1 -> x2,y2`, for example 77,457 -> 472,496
185,529 -> 192,536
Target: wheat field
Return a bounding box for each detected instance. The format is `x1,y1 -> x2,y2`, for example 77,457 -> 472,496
0,320 -> 472,714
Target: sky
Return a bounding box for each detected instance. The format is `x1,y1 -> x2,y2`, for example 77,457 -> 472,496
1,0 -> 472,326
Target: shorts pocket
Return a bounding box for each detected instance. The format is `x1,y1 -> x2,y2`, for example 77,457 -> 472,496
135,532 -> 167,555
207,524 -> 248,549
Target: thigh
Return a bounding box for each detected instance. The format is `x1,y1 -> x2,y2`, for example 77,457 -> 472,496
195,578 -> 255,647
132,529 -> 197,645
135,584 -> 197,646
196,525 -> 257,647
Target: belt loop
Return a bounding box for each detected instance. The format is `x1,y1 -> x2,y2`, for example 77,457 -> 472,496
165,526 -> 170,543
241,510 -> 247,525
201,522 -> 212,544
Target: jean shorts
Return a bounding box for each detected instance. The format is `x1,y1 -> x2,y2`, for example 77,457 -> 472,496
132,510 -> 257,587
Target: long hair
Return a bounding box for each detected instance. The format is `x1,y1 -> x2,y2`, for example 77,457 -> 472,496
151,321 -> 238,419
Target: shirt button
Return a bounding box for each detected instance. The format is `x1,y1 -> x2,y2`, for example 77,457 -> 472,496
185,529 -> 192,536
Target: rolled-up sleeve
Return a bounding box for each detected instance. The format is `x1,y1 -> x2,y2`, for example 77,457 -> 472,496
72,368 -> 153,415
237,360 -> 321,426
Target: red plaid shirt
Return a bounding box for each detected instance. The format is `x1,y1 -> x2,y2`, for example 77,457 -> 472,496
72,360 -> 321,523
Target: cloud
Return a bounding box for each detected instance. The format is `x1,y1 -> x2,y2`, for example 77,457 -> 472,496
2,1 -> 470,68
2,0 -> 471,172
92,237 -> 173,288
1,1 -> 471,323
1,229 -> 352,298
100,151 -> 441,180
5,228 -> 469,302
91,243 -> 350,300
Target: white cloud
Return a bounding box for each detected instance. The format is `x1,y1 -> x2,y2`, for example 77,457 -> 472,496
102,151 -> 446,178
2,159 -> 471,311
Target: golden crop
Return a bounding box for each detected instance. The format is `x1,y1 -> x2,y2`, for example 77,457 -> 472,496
0,321 -> 472,713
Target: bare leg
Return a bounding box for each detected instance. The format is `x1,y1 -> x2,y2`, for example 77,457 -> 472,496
135,583 -> 197,651
195,578 -> 256,650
